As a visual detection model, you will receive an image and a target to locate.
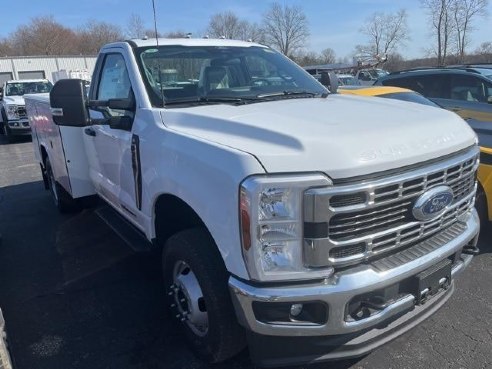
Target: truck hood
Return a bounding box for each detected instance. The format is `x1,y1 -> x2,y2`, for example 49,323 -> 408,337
2,96 -> 25,105
162,95 -> 477,179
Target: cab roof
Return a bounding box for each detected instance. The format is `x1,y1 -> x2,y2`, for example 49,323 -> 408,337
109,38 -> 267,49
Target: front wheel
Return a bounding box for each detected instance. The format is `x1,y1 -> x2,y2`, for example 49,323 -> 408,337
162,228 -> 246,363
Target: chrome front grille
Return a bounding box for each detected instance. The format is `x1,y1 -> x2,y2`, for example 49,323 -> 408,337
303,146 -> 479,268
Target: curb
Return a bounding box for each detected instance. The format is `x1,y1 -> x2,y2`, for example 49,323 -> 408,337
0,308 -> 13,369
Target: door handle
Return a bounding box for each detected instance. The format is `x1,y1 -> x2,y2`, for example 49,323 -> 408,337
84,127 -> 96,137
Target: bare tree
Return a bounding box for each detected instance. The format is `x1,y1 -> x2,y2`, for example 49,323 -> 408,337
450,0 -> 488,62
262,3 -> 310,57
10,16 -> 78,55
207,11 -> 248,39
320,48 -> 336,64
163,31 -> 188,38
476,41 -> 492,54
245,23 -> 266,43
421,0 -> 455,65
291,51 -> 320,66
383,53 -> 406,72
359,10 -> 409,59
127,13 -> 146,39
474,41 -> 492,62
77,21 -> 124,54
0,38 -> 13,56
291,48 -> 337,66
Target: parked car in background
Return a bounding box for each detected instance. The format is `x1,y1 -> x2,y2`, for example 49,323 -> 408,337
337,74 -> 360,86
355,68 -> 388,85
339,85 -> 438,107
339,85 -> 492,225
447,64 -> 492,80
0,79 -> 53,142
467,119 -> 492,226
375,67 -> 492,123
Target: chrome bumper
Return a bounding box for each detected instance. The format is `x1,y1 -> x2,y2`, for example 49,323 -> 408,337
229,209 -> 479,338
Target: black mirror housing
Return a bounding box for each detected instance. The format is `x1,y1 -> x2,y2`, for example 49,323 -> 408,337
108,98 -> 135,111
327,72 -> 338,93
50,79 -> 90,126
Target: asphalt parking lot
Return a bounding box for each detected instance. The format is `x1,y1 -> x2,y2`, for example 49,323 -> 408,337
0,136 -> 491,369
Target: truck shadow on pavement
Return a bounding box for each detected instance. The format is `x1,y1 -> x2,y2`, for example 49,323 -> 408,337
0,181 -> 360,369
478,226 -> 492,254
0,135 -> 32,146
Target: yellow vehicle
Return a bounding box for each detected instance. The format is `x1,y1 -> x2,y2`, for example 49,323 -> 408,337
471,125 -> 492,226
339,85 -> 492,225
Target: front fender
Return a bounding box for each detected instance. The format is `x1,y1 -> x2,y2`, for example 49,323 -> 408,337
141,125 -> 265,280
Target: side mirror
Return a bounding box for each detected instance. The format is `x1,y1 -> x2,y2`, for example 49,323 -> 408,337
488,96 -> 492,104
319,72 -> 338,93
50,79 -> 89,126
327,72 -> 338,93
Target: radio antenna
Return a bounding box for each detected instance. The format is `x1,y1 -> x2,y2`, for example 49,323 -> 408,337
151,0 -> 165,106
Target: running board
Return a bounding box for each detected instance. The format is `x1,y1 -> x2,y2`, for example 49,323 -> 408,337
95,206 -> 152,252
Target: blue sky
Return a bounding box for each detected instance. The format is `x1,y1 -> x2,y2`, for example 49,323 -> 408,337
1,0 -> 491,59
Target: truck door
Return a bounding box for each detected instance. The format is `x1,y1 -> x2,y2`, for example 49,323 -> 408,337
84,52 -> 137,215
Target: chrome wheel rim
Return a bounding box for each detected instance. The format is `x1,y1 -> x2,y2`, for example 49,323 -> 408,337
169,260 -> 208,337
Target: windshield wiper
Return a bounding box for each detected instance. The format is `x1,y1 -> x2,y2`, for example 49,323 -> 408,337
256,90 -> 327,99
164,96 -> 256,106
198,96 -> 248,104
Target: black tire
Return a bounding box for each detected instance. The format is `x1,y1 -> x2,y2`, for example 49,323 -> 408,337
162,228 -> 246,363
0,109 -> 5,136
1,110 -> 14,143
476,183 -> 488,229
45,157 -> 77,213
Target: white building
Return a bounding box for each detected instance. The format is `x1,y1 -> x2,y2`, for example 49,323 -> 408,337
0,55 -> 97,84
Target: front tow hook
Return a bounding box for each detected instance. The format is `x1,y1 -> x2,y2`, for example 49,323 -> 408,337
462,245 -> 480,255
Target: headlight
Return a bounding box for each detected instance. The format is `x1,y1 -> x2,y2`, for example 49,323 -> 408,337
6,105 -> 19,120
240,173 -> 334,282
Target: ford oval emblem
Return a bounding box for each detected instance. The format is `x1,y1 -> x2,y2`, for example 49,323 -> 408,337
412,185 -> 454,222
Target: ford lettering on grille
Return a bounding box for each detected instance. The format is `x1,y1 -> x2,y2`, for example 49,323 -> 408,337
412,186 -> 454,221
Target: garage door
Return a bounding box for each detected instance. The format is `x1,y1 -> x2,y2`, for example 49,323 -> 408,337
18,71 -> 45,80
0,72 -> 13,85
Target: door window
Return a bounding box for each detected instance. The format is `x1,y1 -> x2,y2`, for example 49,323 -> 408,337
383,74 -> 449,98
450,75 -> 489,102
96,53 -> 135,120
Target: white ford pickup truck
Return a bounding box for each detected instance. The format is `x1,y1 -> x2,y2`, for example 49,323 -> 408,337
0,79 -> 52,142
25,38 -> 480,367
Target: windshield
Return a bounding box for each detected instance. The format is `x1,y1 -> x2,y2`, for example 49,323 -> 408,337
5,81 -> 53,96
379,91 -> 440,107
135,45 -> 327,107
